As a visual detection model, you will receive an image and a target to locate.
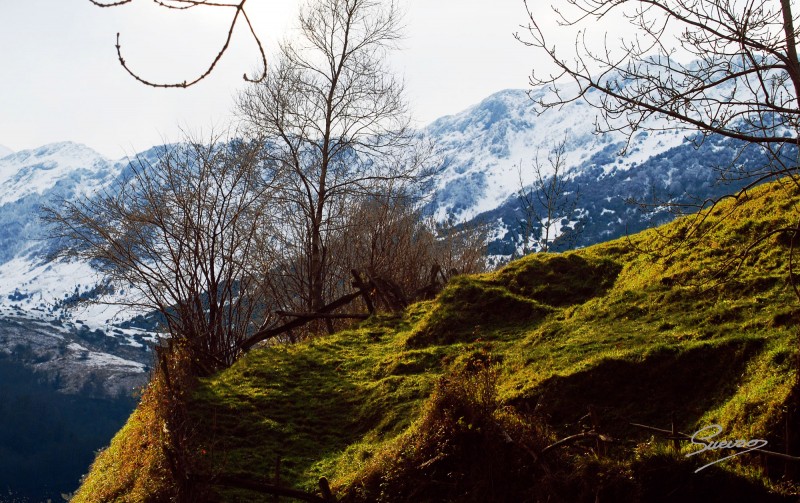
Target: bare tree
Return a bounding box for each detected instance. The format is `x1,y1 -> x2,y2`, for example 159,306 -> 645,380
431,215 -> 490,281
517,0 -> 800,283
518,0 -> 800,140
340,186 -> 488,307
88,0 -> 266,88
237,0 -> 431,330
517,0 -> 800,186
517,137 -> 582,254
44,135 -> 276,375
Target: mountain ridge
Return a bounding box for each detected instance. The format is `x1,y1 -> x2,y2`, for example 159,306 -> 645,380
0,88 -> 776,380
423,87 -> 687,222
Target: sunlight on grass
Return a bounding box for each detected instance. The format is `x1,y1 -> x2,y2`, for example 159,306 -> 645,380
76,179 -> 800,501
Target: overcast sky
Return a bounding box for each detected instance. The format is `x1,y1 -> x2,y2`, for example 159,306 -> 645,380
0,0 -> 595,159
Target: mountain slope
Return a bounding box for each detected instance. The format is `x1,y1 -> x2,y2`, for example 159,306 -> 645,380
0,142 -> 154,341
480,132 -> 772,256
0,142 -> 153,501
0,143 -> 152,396
424,89 -> 779,258
424,87 -> 690,220
0,87 -> 793,500
0,92 -> 773,327
74,178 -> 800,501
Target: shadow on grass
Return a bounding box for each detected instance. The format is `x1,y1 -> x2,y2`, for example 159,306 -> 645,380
521,337 -> 766,438
631,452 -> 793,503
195,354 -> 365,478
493,253 -> 623,307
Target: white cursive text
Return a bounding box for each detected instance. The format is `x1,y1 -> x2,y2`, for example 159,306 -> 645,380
685,424 -> 768,473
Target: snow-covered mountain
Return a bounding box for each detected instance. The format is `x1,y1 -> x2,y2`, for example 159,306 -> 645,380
0,141 -> 114,205
0,81 -> 784,502
0,142 -> 154,501
0,142 -> 117,262
423,87 -> 686,221
0,142 -> 152,398
0,88 -> 776,386
423,88 -> 773,257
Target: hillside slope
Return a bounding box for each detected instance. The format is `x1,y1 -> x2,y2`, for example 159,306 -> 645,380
74,179 -> 800,502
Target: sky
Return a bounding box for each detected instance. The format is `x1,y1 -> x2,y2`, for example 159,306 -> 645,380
0,0 -> 603,159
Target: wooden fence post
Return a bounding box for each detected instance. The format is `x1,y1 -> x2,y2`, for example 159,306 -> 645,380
319,477 -> 334,502
671,412 -> 680,452
588,405 -> 604,457
351,270 -> 375,314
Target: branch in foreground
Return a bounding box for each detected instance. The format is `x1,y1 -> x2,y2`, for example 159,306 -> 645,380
91,0 -> 266,87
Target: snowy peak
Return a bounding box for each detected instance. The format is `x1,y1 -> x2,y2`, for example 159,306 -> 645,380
428,89 -> 531,136
0,142 -> 126,267
423,86 -> 688,221
0,141 -> 133,327
0,144 -> 12,159
0,141 -> 117,205
0,141 -> 152,394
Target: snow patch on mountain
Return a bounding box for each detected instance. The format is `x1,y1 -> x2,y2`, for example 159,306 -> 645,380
0,141 -> 117,205
0,255 -> 154,342
424,87 -> 688,221
0,142 -> 127,270
65,342 -> 147,371
0,141 -> 156,384
0,144 -> 12,159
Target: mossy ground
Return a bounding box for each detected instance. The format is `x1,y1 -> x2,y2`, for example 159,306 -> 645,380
76,179 -> 800,501
71,375 -> 173,503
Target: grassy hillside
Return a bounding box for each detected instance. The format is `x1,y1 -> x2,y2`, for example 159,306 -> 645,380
74,179 -> 800,502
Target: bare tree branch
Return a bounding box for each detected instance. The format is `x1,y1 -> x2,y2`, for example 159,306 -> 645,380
517,136 -> 583,254
237,0 -> 436,334
517,0 -> 800,154
90,0 -> 267,87
519,0 -> 800,299
44,134 -> 278,374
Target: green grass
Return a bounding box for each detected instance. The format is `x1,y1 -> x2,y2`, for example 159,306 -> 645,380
189,313 -> 447,499
75,179 -> 800,501
71,378 -> 173,503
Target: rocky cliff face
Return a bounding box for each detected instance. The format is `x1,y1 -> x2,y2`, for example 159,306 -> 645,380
0,310 -> 150,398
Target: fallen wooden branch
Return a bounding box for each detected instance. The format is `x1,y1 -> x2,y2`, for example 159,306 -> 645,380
275,311 -> 370,320
630,422 -> 689,437
365,271 -> 407,311
496,422 -> 540,463
239,291 -> 362,351
540,431 -> 614,456
751,449 -> 800,462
